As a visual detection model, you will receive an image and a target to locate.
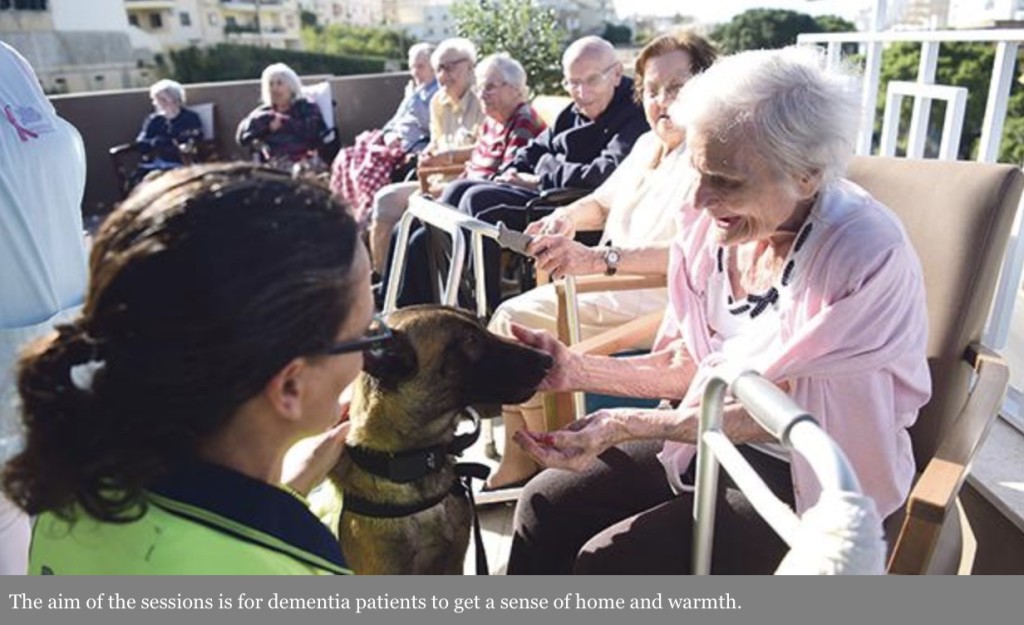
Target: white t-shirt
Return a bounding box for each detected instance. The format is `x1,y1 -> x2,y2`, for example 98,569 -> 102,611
0,42 -> 88,461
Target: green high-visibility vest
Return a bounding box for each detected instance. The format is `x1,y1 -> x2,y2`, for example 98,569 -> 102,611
29,492 -> 352,575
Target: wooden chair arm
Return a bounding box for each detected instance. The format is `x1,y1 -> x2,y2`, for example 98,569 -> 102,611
554,273 -> 667,296
416,164 -> 466,194
888,342 -> 1009,574
569,311 -> 664,357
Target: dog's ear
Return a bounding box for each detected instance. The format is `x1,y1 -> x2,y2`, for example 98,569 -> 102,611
362,329 -> 417,390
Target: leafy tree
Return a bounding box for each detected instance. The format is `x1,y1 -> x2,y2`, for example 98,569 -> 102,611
301,23 -> 412,62
601,22 -> 632,46
711,9 -> 854,54
451,0 -> 568,96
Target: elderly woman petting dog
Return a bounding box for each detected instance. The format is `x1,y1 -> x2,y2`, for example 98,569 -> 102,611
505,48 -> 931,574
2,164 -> 376,574
483,31 -> 718,494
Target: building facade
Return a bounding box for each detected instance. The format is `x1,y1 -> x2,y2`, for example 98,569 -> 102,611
1,0 -> 149,93
124,0 -> 303,51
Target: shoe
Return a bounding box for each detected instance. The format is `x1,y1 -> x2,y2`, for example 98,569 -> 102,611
474,474 -> 536,506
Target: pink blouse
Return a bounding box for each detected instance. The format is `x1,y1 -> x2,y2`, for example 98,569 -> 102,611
654,179 -> 931,519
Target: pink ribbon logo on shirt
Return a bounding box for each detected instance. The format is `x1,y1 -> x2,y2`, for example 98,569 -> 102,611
5,105 -> 38,142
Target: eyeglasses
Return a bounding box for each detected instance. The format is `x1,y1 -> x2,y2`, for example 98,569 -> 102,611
322,313 -> 393,357
475,81 -> 508,94
561,63 -> 619,93
642,78 -> 690,102
436,58 -> 470,73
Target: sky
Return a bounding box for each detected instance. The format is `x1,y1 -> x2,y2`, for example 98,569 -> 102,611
611,0 -> 875,26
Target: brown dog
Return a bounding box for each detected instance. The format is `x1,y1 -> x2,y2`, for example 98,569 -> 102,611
329,305 -> 552,574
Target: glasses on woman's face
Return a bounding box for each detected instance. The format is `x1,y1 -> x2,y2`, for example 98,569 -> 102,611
436,58 -> 470,74
323,313 -> 393,357
475,80 -> 508,95
561,63 -> 618,93
643,77 -> 690,103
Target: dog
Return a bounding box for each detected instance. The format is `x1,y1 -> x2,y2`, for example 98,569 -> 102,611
329,305 -> 552,574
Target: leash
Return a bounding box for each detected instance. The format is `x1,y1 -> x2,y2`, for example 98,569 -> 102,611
342,408 -> 492,575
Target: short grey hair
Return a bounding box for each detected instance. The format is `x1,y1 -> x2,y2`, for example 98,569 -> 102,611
476,53 -> 529,101
408,42 -> 435,64
670,46 -> 861,186
431,37 -> 477,69
260,63 -> 303,105
149,79 -> 186,106
562,36 -> 616,68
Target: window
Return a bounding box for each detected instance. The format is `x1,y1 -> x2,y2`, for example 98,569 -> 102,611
128,14 -> 139,27
179,11 -> 191,27
149,12 -> 163,29
0,0 -> 49,10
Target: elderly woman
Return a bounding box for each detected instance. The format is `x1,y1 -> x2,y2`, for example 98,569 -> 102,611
505,48 -> 931,574
236,63 -> 326,167
482,32 -> 717,493
367,42 -> 508,276
3,164 -> 376,574
330,42 -> 439,226
130,79 -> 204,185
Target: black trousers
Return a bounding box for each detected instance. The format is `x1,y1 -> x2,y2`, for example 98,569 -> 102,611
506,440 -> 795,575
380,179 -> 551,310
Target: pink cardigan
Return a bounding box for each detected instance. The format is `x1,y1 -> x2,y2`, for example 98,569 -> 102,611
654,179 -> 931,519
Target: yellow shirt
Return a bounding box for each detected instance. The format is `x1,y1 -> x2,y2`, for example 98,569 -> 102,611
428,87 -> 484,152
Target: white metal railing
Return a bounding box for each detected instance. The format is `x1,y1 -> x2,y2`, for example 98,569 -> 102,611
798,29 -> 1024,425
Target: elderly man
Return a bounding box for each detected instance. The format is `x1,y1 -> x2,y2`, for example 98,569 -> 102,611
382,36 -> 648,311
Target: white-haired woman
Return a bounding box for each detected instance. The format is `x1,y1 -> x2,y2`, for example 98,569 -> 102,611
506,47 -> 931,574
236,63 -> 326,166
330,42 -> 439,228
130,79 -> 204,185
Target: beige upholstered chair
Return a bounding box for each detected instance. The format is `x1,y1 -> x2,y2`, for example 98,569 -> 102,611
545,155 -> 1024,574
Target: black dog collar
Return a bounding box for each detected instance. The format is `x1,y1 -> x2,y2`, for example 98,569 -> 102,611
344,408 -> 482,483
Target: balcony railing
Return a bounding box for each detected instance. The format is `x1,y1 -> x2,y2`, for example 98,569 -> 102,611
797,29 -> 1024,431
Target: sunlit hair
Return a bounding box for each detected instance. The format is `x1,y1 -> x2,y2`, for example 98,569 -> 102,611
476,53 -> 529,101
260,62 -> 303,105
431,37 -> 478,70
633,31 -> 717,103
408,42 -> 435,65
148,78 -> 186,106
671,46 -> 861,187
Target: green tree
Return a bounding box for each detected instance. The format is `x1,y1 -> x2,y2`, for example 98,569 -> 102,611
711,9 -> 854,54
601,22 -> 632,46
301,23 -> 412,62
451,0 -> 568,96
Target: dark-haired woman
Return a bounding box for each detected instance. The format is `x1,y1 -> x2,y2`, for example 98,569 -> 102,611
2,164 -> 379,575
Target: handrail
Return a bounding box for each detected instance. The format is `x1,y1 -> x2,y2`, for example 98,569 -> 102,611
798,29 -> 1024,44
692,367 -> 862,575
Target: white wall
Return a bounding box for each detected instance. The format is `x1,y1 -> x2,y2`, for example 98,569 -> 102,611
50,0 -> 129,32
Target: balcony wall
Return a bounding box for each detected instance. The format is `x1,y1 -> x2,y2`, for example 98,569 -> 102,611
50,71 -> 409,213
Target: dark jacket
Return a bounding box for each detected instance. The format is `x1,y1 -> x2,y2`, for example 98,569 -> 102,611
236,98 -> 326,163
507,76 -> 648,190
136,108 -> 204,164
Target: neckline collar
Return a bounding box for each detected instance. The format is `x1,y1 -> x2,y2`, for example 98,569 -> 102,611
149,461 -> 348,574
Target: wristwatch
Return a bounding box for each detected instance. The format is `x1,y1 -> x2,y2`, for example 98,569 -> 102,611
602,246 -> 621,276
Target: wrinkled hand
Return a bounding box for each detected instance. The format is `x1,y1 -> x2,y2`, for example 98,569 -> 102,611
281,403 -> 351,496
528,235 -> 601,280
513,410 -> 619,472
524,211 -> 576,238
509,322 -> 578,392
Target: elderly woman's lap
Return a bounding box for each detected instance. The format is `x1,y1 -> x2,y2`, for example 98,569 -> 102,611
507,441 -> 794,574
